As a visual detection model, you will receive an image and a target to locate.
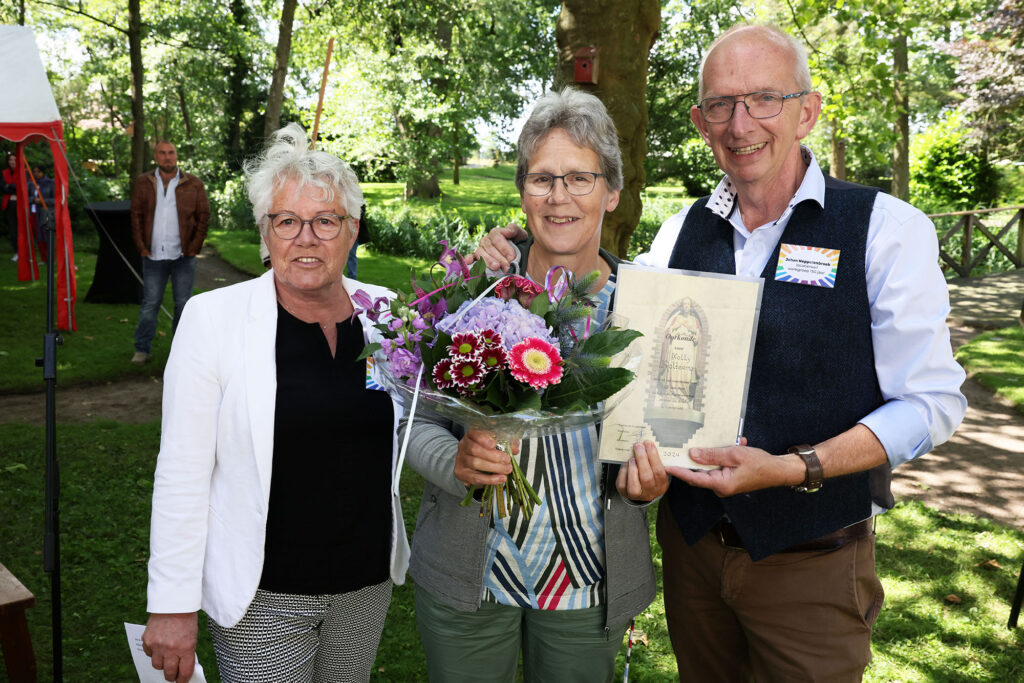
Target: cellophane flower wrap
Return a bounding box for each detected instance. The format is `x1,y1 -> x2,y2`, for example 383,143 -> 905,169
354,241 -> 642,519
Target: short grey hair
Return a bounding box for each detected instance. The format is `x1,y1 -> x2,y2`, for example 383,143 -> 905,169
698,24 -> 812,101
245,122 -> 363,236
515,87 -> 623,193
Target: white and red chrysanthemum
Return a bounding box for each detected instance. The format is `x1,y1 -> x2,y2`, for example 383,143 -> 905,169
451,357 -> 486,388
432,359 -> 456,389
507,337 -> 563,389
449,332 -> 482,358
478,346 -> 507,372
479,328 -> 503,348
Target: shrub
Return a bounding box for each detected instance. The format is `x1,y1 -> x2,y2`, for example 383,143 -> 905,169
911,111 -> 999,214
366,204 -> 525,260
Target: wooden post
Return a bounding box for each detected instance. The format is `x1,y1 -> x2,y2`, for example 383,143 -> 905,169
1016,209 -> 1023,267
310,37 -> 334,150
963,213 -> 974,276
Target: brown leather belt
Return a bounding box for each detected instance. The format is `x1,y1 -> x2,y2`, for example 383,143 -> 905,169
713,518 -> 874,554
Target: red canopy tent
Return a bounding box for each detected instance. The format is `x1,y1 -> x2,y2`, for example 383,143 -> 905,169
1,25 -> 77,330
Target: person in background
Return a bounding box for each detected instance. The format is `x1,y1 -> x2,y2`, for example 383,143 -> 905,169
129,140 -> 210,364
400,87 -> 666,683
141,123 -> 408,682
3,152 -> 22,261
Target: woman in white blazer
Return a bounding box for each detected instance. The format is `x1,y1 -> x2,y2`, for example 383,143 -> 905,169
142,123 -> 409,682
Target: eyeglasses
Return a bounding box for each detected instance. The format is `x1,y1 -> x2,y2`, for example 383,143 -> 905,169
697,90 -> 808,123
264,211 -> 351,240
522,172 -> 605,197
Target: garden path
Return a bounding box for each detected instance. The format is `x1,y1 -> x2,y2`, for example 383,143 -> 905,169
1,254 -> 1023,529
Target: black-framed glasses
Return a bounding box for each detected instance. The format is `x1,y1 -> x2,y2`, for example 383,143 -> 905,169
697,90 -> 808,123
522,171 -> 605,197
264,211 -> 351,240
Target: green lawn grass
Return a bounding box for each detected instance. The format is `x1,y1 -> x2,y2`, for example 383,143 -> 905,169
205,229 -> 433,292
956,326 -> 1024,413
362,165 -> 523,222
0,251 -> 172,393
4,419 -> 1024,681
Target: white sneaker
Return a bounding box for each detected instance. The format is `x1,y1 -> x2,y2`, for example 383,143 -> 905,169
10,254 -> 17,262
131,351 -> 150,365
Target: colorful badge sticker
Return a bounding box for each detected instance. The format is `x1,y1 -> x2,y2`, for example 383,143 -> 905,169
365,355 -> 385,391
775,243 -> 840,288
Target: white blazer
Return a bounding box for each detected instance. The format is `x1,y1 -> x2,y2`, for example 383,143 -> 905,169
146,269 -> 409,627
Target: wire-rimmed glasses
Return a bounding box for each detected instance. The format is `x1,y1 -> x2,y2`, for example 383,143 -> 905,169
697,90 -> 808,123
522,171 -> 606,197
264,211 -> 351,240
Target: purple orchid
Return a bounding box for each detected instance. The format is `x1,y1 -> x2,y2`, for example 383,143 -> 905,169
438,240 -> 470,281
351,288 -> 391,323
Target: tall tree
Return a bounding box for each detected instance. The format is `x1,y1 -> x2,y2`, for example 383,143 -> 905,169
265,0 -> 298,139
312,0 -> 557,198
555,0 -> 660,257
774,0 -> 988,192
646,0 -> 747,191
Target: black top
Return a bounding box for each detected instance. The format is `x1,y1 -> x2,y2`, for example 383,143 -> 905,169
259,304 -> 394,594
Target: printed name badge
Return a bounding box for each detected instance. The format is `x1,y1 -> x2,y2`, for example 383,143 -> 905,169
775,243 -> 840,288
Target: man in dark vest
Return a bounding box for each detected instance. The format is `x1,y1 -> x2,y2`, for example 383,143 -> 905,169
470,22 -> 966,680
630,23 -> 967,680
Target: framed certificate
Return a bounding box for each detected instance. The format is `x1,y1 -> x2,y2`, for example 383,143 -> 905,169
599,265 -> 763,469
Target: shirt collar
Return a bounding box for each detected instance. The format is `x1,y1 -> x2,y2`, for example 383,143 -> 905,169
704,146 -> 825,222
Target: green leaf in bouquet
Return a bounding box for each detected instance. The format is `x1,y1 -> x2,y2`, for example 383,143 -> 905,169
569,329 -> 643,367
483,373 -> 515,412
446,287 -> 470,315
509,381 -> 543,412
356,342 -> 382,361
423,332 -> 452,369
529,294 -> 549,317
542,367 -> 636,410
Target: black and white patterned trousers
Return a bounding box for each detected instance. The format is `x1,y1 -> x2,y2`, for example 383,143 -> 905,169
208,579 -> 393,682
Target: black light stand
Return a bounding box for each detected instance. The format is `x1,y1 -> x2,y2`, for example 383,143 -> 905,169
35,215 -> 63,680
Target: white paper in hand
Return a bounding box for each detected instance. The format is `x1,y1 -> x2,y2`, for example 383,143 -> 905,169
125,622 -> 207,683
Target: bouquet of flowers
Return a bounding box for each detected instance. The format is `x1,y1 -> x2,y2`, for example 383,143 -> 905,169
355,241 -> 642,519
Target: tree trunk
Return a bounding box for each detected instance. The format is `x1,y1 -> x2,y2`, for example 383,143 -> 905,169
891,31 -> 909,200
453,123 -> 460,185
265,0 -> 298,138
177,83 -> 193,140
225,0 -> 250,158
830,117 -> 846,181
128,0 -> 147,180
556,0 -> 660,257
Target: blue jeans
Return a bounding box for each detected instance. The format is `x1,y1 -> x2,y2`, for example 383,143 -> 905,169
133,255 -> 196,353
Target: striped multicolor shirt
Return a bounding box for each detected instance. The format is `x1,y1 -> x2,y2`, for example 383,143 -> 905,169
483,275 -> 615,610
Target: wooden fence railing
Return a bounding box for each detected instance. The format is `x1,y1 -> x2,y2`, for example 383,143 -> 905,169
929,205 -> 1024,278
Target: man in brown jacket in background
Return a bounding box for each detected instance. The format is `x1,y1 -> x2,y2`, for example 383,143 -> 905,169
130,140 -> 210,364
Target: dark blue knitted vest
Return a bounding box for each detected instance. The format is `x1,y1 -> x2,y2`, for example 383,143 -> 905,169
665,176 -> 891,560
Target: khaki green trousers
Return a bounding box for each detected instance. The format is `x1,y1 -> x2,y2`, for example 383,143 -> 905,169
414,584 -> 629,683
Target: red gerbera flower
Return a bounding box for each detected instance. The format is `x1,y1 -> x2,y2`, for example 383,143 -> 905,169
478,346 -> 507,373
479,329 -> 503,348
449,332 -> 482,358
508,337 -> 563,389
432,359 -> 456,389
451,357 -> 486,388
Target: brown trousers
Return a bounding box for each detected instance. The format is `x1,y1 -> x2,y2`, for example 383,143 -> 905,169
656,502 -> 884,682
